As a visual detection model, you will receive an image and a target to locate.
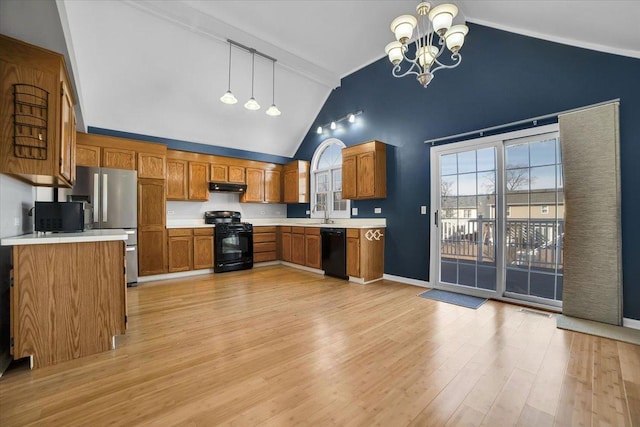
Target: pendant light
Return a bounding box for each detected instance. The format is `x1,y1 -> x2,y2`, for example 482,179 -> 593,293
244,51 -> 260,111
265,60 -> 281,117
220,41 -> 237,105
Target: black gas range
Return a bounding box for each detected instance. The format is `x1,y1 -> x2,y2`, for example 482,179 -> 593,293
204,211 -> 253,273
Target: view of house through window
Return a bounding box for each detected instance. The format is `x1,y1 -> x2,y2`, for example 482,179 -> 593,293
310,139 -> 350,219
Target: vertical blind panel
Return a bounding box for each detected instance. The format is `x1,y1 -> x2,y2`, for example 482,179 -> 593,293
559,102 -> 622,325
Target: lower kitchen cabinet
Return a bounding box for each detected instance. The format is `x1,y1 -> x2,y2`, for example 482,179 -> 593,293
346,228 -> 385,282
291,228 -> 305,265
279,227 -> 292,262
168,229 -> 193,273
138,229 -> 167,276
192,228 -> 214,270
305,227 -> 321,269
253,226 -> 277,263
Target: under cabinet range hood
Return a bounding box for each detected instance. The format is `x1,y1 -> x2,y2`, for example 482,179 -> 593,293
209,182 -> 247,193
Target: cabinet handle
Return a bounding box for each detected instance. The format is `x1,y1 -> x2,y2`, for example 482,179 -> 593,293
103,173 -> 108,222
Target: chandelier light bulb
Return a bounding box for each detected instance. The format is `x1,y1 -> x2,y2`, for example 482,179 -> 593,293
348,113 -> 356,123
220,90 -> 237,105
385,41 -> 404,65
390,15 -> 417,44
244,97 -> 260,110
316,126 -> 323,134
445,25 -> 469,53
330,121 -> 336,130
428,3 -> 458,36
418,45 -> 439,68
266,104 -> 281,116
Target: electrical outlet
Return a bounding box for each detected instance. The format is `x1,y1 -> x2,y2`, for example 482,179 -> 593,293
374,207 -> 382,214
306,210 -> 311,215
168,210 -> 175,215
14,217 -> 20,226
421,206 -> 427,215
352,207 -> 358,216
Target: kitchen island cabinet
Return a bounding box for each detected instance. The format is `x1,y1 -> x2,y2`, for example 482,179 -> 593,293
347,228 -> 385,283
2,231 -> 128,369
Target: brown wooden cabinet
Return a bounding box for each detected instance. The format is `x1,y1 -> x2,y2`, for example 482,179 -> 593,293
305,227 -> 321,269
0,34 -> 76,187
76,144 -> 101,167
279,226 -> 292,262
346,228 -> 385,282
291,228 -> 306,265
138,178 -> 167,276
283,160 -> 309,204
210,163 -> 245,184
242,166 -> 282,203
228,165 -> 245,183
193,228 -> 214,270
342,140 -> 387,200
168,229 -> 193,272
188,161 -> 209,201
166,158 -> 188,200
253,226 -> 278,263
102,147 -> 136,170
138,152 -> 166,179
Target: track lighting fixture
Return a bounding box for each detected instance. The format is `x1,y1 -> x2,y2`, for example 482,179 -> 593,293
315,110 -> 363,134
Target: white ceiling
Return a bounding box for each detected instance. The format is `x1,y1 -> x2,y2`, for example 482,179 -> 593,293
57,1 -> 640,158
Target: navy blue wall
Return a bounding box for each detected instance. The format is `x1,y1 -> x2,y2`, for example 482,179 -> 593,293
289,23 -> 640,321
88,126 -> 293,164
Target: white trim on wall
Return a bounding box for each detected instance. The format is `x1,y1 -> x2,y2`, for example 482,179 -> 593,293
623,317 -> 640,331
383,273 -> 431,288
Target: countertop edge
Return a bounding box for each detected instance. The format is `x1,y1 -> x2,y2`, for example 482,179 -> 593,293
1,231 -> 129,246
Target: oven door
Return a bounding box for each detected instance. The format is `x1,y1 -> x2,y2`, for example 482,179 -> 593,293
214,230 -> 253,273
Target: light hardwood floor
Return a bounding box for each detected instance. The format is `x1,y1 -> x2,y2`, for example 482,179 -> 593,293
1,265 -> 639,426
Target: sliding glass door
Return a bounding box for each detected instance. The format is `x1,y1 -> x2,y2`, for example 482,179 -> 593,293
430,125 -> 564,307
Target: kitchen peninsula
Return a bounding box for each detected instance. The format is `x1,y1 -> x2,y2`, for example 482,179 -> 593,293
1,230 -> 128,369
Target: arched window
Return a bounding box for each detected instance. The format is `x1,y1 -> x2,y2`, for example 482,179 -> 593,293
310,138 -> 350,219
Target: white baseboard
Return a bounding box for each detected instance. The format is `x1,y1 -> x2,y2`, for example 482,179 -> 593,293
383,273 -> 431,288
280,261 -> 325,275
137,268 -> 215,283
253,261 -> 281,268
348,276 -> 383,285
623,317 -> 640,330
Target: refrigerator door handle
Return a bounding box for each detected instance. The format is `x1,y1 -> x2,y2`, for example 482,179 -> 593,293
93,173 -> 100,223
102,173 -> 108,223
125,247 -> 136,252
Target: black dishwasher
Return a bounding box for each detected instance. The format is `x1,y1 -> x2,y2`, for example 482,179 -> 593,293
321,228 -> 348,280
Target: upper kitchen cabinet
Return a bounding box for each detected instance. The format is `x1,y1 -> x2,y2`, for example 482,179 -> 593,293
166,150 -> 210,201
0,34 -> 76,187
241,165 -> 282,203
283,160 -> 309,204
75,132 -> 167,178
210,162 -> 245,184
342,140 -> 387,200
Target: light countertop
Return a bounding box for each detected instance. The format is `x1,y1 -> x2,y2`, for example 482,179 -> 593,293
1,229 -> 129,246
166,218 -> 386,229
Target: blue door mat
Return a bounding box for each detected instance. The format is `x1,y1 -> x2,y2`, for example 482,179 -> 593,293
418,289 -> 487,309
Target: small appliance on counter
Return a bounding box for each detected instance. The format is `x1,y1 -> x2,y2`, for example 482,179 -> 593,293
205,211 -> 253,273
34,201 -> 87,233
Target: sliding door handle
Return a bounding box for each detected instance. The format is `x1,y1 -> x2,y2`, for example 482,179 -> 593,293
434,210 -> 439,226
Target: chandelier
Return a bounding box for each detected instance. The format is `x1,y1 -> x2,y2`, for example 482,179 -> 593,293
385,2 -> 469,87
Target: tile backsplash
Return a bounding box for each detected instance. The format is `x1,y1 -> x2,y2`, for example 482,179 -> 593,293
167,192 -> 286,220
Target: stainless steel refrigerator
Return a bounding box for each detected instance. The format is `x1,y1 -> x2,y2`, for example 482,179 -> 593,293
61,166 -> 138,284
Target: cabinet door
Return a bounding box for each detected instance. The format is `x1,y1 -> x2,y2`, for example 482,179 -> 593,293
283,169 -> 298,204
243,168 -> 265,202
347,236 -> 360,278
188,161 -> 209,201
103,147 -> 136,170
59,79 -> 74,183
291,233 -> 305,265
76,144 -> 100,167
193,235 -> 214,270
138,229 -> 167,276
228,166 -> 245,183
138,179 -> 166,228
305,234 -> 321,269
281,232 -> 292,262
138,152 -> 166,179
265,169 -> 281,203
168,236 -> 193,272
357,152 -> 376,198
211,164 -> 228,182
166,159 -> 188,200
342,155 -> 357,199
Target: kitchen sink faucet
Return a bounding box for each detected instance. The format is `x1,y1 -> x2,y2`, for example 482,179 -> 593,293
313,203 -> 333,224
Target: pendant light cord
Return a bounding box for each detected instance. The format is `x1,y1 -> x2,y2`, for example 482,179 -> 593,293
272,60 -> 276,104
251,51 -> 255,97
227,42 -> 232,90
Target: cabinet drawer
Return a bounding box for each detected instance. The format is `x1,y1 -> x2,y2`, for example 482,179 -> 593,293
292,227 -> 305,234
279,226 -> 291,232
193,228 -> 214,236
347,228 -> 360,238
254,251 -> 277,263
254,226 -> 277,233
254,242 -> 276,253
168,228 -> 193,237
254,233 -> 276,243
305,227 -> 320,235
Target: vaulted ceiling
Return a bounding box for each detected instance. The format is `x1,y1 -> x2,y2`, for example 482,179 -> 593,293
55,1 -> 640,158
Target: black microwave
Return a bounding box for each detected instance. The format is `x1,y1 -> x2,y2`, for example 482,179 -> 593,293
34,201 -> 85,232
